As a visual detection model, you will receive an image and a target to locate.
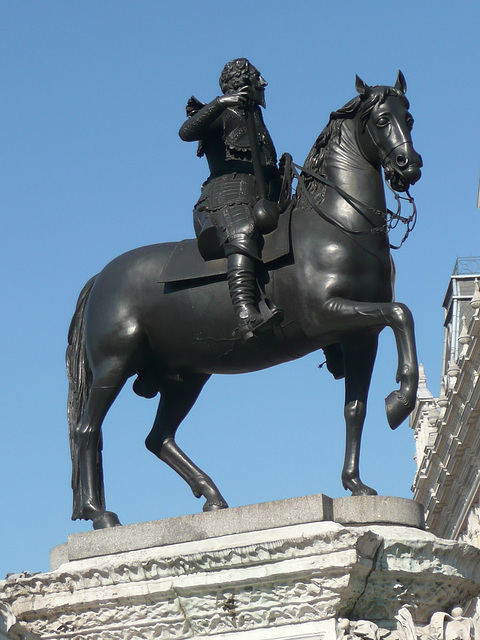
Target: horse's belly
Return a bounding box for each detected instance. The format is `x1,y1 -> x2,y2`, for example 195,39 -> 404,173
142,282 -> 316,375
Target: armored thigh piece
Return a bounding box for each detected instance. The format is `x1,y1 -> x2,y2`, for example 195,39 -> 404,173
194,173 -> 260,260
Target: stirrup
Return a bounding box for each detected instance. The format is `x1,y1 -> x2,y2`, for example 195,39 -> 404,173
234,302 -> 284,342
234,322 -> 256,342
257,299 -> 284,331
233,307 -> 262,342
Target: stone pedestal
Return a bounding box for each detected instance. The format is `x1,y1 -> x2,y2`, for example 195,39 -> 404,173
2,495 -> 480,639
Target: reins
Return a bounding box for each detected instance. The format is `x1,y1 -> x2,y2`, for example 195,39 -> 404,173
291,162 -> 417,250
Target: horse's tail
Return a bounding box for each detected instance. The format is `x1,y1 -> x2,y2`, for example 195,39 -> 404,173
66,275 -> 104,520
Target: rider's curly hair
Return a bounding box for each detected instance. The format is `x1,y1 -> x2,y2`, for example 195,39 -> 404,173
219,58 -> 259,93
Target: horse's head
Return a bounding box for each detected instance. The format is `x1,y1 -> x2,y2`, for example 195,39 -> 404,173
355,71 -> 422,192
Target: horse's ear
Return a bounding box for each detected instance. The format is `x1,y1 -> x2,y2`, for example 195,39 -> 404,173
394,70 -> 407,94
355,74 -> 371,97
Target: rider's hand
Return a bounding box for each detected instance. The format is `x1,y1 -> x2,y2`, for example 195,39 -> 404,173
217,85 -> 251,109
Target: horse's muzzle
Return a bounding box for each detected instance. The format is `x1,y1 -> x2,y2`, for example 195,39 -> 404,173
384,145 -> 423,192
387,166 -> 422,192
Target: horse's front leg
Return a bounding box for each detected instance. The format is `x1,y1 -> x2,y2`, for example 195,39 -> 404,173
383,304 -> 419,430
323,298 -> 418,430
341,333 -> 379,496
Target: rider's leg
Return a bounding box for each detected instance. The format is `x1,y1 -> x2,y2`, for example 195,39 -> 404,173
225,237 -> 283,339
226,250 -> 263,338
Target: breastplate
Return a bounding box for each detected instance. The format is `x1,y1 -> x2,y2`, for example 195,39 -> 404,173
222,109 -> 277,166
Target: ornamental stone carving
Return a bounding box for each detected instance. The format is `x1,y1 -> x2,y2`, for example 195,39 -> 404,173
2,516 -> 480,640
338,606 -> 480,640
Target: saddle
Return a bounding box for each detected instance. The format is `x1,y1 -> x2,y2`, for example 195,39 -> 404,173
158,205 -> 293,285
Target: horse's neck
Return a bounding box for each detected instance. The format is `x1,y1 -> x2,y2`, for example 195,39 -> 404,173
323,120 -> 386,211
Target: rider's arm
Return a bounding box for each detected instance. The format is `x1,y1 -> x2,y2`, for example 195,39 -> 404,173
179,88 -> 249,142
179,98 -> 224,142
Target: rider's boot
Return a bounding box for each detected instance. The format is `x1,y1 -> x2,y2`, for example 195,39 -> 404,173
227,253 -> 283,340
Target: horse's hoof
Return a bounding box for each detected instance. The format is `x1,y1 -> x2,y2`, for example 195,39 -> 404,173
203,500 -> 228,512
351,486 -> 378,497
342,474 -> 378,497
385,390 -> 414,430
93,511 -> 122,530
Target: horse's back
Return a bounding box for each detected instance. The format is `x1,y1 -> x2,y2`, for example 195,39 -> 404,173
87,242 -> 174,309
84,240 -> 238,371
84,242 -> 179,365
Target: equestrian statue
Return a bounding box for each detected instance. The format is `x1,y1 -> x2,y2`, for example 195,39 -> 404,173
67,61 -> 423,529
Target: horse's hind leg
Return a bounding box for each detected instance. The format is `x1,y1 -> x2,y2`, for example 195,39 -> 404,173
145,373 -> 229,512
73,360 -> 128,529
341,333 -> 379,496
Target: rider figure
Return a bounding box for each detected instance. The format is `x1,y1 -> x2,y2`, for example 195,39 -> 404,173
179,58 -> 284,340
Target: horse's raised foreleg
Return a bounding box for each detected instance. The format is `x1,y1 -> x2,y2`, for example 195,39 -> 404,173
72,363 -> 127,529
145,373 -> 229,512
341,333 -> 378,496
324,298 -> 418,430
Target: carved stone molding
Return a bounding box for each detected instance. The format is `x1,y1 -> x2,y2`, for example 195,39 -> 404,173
338,606 -> 480,640
2,519 -> 480,639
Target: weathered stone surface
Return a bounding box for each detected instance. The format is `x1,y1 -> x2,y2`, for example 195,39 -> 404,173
55,493 -> 333,566
0,605 -> 12,640
351,525 -> 480,623
0,601 -> 39,640
5,522 -> 379,637
2,516 -> 480,639
51,494 -> 424,568
340,606 -> 480,640
333,496 -> 425,529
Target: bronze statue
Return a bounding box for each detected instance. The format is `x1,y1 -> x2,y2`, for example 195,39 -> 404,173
179,58 -> 284,340
67,70 -> 422,530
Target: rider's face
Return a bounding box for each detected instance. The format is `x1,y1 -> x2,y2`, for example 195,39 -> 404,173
223,65 -> 267,107
251,72 -> 267,108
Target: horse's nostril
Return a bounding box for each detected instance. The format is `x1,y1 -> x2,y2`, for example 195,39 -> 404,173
396,154 -> 408,167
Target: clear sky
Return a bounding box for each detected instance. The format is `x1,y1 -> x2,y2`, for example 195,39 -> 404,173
2,2 -> 480,579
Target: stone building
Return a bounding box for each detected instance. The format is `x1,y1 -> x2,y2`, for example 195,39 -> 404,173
411,257 -> 480,582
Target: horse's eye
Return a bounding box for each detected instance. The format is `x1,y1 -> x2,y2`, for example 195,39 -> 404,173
407,116 -> 414,130
376,116 -> 390,127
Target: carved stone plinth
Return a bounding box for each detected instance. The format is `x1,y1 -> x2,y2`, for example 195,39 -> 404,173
2,495 -> 480,640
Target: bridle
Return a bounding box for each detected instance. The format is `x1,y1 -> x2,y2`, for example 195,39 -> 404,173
292,162 -> 417,250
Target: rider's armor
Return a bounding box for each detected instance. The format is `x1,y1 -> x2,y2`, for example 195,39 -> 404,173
222,107 -> 277,168
187,101 -> 280,257
180,94 -> 283,339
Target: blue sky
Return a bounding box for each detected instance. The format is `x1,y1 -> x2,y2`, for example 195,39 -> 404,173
2,2 -> 480,578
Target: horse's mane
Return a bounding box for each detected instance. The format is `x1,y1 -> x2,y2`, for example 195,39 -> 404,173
302,86 -> 409,195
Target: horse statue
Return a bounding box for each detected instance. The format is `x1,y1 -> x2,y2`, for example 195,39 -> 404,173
67,72 -> 422,529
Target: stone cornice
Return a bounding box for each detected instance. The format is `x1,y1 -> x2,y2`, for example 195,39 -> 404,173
2,519 -> 480,639
50,494 -> 424,569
